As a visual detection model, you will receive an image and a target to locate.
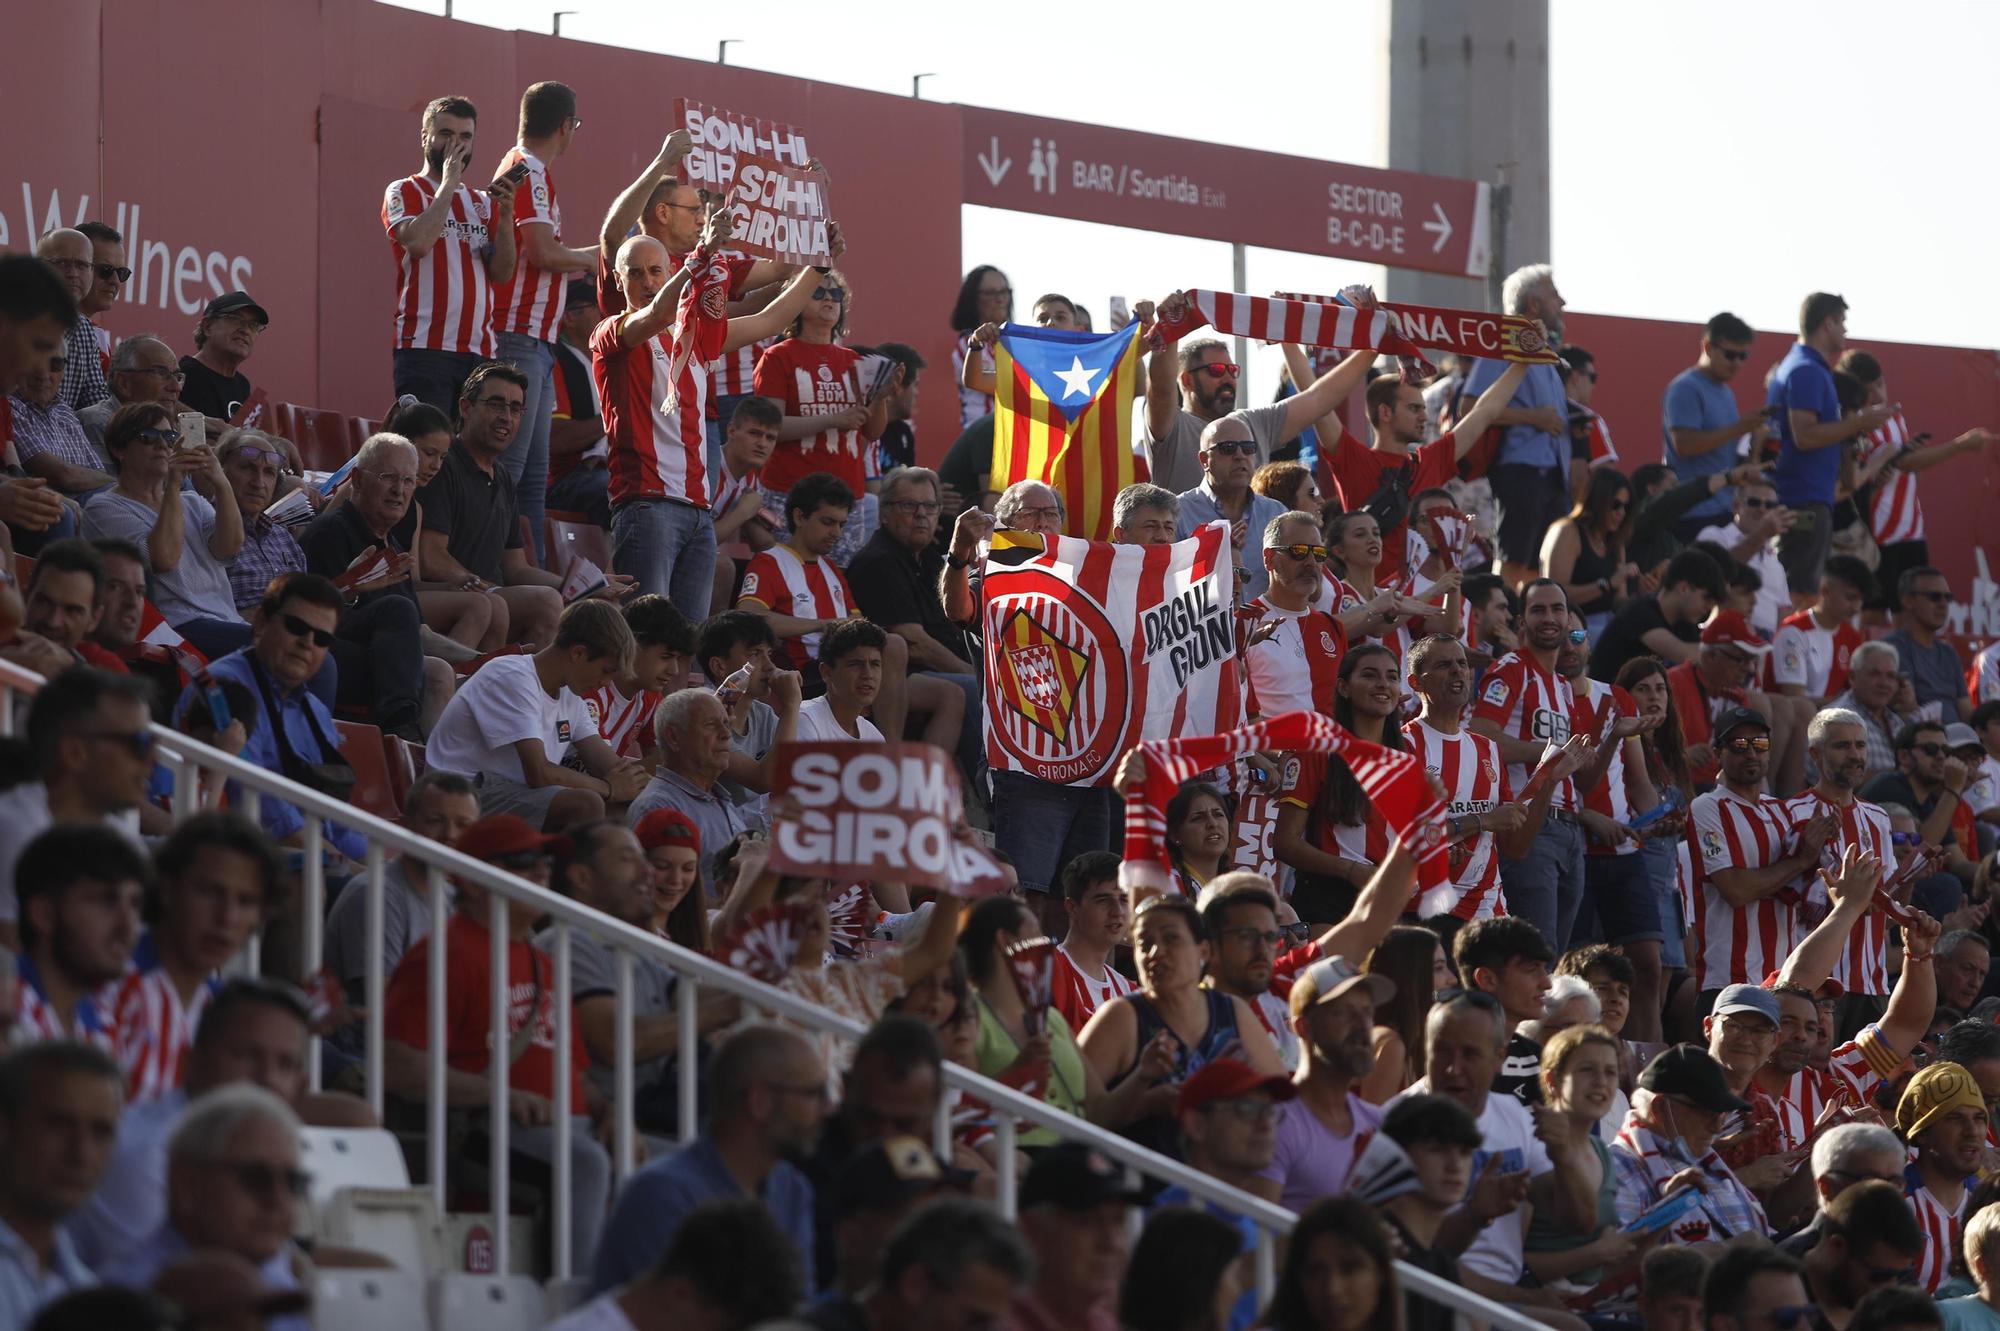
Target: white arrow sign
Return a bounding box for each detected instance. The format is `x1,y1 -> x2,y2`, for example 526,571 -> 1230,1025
976,136 -> 1012,187
1422,202 -> 1453,253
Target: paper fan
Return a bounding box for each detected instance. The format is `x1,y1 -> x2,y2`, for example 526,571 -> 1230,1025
1005,938 -> 1057,1038
1344,1130 -> 1421,1207
719,901 -> 809,983
825,882 -> 874,958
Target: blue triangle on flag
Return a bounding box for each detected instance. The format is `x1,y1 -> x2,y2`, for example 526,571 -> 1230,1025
998,323 -> 1135,422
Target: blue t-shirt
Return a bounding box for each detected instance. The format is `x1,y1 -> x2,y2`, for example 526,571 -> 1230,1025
1462,358 -> 1567,473
1768,342 -> 1842,506
1152,1187 -> 1260,1331
591,1134 -> 815,1295
1661,367 -> 1745,521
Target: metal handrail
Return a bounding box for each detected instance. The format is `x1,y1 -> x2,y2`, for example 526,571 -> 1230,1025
0,657 -> 1542,1329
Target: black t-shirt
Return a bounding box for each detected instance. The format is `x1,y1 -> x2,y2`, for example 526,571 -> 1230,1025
875,420 -> 916,473
297,499 -> 420,614
1495,1030 -> 1544,1106
1859,771 -> 1955,847
1382,1213 -> 1460,1331
937,415 -> 992,505
414,442 -> 521,583
847,529 -> 964,663
177,355 -> 252,421
1590,595 -> 1698,682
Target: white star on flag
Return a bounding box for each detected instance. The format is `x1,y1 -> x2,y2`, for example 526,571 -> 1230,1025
1052,355 -> 1101,400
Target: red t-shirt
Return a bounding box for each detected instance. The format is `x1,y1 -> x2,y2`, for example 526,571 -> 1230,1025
1667,661 -> 1742,788
755,340 -> 871,494
1323,429 -> 1458,587
383,911 -> 587,1106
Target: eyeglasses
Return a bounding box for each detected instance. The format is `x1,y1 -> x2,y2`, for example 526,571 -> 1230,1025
217,313 -> 265,333
661,200 -> 705,214
1760,1306 -> 1820,1331
1201,1099 -> 1280,1124
1198,362 -> 1241,379
1909,742 -> 1947,757
1717,348 -> 1750,363
359,469 -> 418,490
1742,497 -> 1772,509
1013,505 -> 1061,522
888,500 -> 940,516
1721,736 -> 1772,753
1204,440 -> 1257,456
1276,543 -> 1328,562
130,365 -> 187,383
1220,926 -> 1283,950
474,396 -> 526,416
220,1159 -> 314,1201
80,729 -> 157,760
979,285 -> 1013,299
569,115 -> 584,130
46,257 -> 92,275
93,262 -> 132,283
227,445 -> 284,466
278,613 -> 336,648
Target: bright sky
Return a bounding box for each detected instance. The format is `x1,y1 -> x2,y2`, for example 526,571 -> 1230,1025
390,0 -> 1999,381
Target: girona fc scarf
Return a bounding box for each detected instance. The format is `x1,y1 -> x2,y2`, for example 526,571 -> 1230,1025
1118,710 -> 1445,898
1151,290 -> 1560,367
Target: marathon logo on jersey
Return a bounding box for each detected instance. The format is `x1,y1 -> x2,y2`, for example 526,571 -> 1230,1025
1482,676 -> 1511,707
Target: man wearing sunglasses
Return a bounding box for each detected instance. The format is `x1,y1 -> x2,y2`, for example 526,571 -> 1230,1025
1700,1245 -> 1812,1331
1696,477 -> 1793,639
1246,511 -> 1348,717
1175,418 -> 1288,603
33,227 -> 110,415
1860,721 -> 1979,910
1663,312 -> 1774,541
1800,1181 -> 1927,1326
1886,565 -> 1972,723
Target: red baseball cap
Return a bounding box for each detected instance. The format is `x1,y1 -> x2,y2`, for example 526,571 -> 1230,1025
1762,969 -> 1844,1001
634,809 -> 702,855
454,814 -> 562,862
1176,1057 -> 1298,1117
1701,610 -> 1769,654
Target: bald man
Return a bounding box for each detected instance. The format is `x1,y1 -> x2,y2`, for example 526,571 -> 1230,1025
34,229 -> 110,412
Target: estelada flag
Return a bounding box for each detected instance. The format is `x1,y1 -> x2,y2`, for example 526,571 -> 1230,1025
988,323 -> 1145,543
981,522 -> 1240,788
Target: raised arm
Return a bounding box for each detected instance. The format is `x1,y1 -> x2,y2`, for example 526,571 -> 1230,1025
598,131 -> 692,264
1778,845 -> 1877,991
721,265 -> 819,354
1449,360 -> 1533,458
482,179 -> 518,286
1316,840 -> 1417,965
617,262 -> 694,348
1145,294 -> 1185,441
1877,907 -> 1940,1057
392,153 -> 467,258
1276,349 -> 1376,443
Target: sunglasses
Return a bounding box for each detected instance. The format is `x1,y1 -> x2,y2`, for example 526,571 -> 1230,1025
80,728 -> 157,760
1717,348 -> 1750,363
1205,440 -> 1257,456
1860,1262 -> 1916,1286
1276,543 -> 1329,562
1763,1306 -> 1820,1331
228,445 -> 284,466
1909,742 -> 1947,757
134,427 -> 178,447
278,613 -> 335,648
812,286 -> 846,303
1198,362 -> 1241,379
94,262 -> 132,283
1567,628 -> 1589,645
1890,831 -> 1922,847
1721,736 -> 1772,753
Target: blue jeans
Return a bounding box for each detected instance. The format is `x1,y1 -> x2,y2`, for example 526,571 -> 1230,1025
1641,837 -> 1687,970
177,618 -> 337,710
548,463 -> 610,529
390,347 -> 481,419
611,497 -> 716,619
990,771 -> 1119,895
495,332 -> 554,563
1501,816 -> 1586,952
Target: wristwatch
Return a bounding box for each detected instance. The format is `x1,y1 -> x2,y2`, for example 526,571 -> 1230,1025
947,552 -> 972,570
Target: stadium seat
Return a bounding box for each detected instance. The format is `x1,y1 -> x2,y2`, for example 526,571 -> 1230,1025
318,1188 -> 447,1278
384,734 -> 424,808
282,403 -> 360,473
312,1268 -> 425,1331
545,510 -> 611,574
429,1273 -> 547,1331
334,721 -> 398,822
517,518 -> 539,570
349,416 -> 381,450
299,1126 -> 411,1204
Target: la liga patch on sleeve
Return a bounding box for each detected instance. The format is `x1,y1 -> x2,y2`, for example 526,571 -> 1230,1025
741,571 -> 760,597
1482,677 -> 1510,706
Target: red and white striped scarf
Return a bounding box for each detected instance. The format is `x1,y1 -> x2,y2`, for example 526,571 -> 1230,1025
1151,290 -> 1562,370
1119,710 -> 1445,897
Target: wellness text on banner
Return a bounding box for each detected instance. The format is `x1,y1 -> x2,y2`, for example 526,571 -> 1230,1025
767,741 -> 1012,895
675,98 -> 833,265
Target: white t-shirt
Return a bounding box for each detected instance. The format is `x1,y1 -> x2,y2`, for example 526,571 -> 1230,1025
1965,755 -> 2000,817
1392,1078 -> 1552,1283
795,695 -> 883,743
424,654 -> 598,781
0,783 -> 145,924
1695,520 -> 1788,637
545,1295 -> 639,1331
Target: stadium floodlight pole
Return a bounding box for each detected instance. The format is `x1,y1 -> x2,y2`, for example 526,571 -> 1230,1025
718,38 -> 742,64
1231,242 -> 1249,401
552,9 -> 575,33
912,73 -> 937,98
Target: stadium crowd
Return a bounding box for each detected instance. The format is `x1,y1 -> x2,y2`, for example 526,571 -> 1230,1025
5,76 -> 2000,1331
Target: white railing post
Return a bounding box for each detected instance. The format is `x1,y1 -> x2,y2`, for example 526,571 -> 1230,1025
167,751 -> 192,821
1254,1228 -> 1276,1306
302,816 -> 324,1089
426,865 -> 448,1215
994,1116 -> 1017,1219
488,890 -> 510,1275
614,949 -> 634,1183
932,1093 -> 952,1162
551,924 -> 573,1282
676,975 -> 698,1144
362,844 -> 385,1122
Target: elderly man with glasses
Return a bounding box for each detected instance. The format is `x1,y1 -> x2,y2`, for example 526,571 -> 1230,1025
76,334 -> 191,453
1612,1045 -> 1768,1242
6,346 -> 114,496
33,228 -> 110,414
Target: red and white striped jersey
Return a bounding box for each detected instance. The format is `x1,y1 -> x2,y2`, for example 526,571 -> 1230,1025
1969,643 -> 2000,705
1908,1173 -> 1964,1295
1244,598 -> 1346,718
1402,720 -> 1511,920
112,964 -> 218,1104
1689,787 -> 1801,990
1766,608 -> 1863,699
382,174 -> 498,357
1471,650 -> 1578,811
1051,944 -> 1136,1035
739,544 -> 856,671
708,459 -> 765,520
1775,1025 -> 1905,1148
1862,412 -> 1925,547
591,294 -> 714,510
1280,754 -> 1392,870
1575,679 -> 1642,857
1244,988 -> 1301,1071
582,683 -> 664,760
1780,791 -> 1896,995
11,955 -> 118,1052
489,147 -> 565,344
710,333 -> 777,397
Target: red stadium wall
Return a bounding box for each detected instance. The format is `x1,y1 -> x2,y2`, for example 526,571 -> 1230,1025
10,0 -> 1998,642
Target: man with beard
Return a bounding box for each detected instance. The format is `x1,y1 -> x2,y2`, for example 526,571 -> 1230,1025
1784,709 -> 1899,1012
382,95 -> 518,415
1247,955 -> 1394,1209
1797,1181 -> 1927,1331
1894,1060 -> 1990,1293
1933,1021 -> 2000,1147
1174,416 -> 1288,603
1862,721 -> 1979,910
9,826 -> 146,1048
591,1022 -> 825,1294
1461,264 -> 1572,588
21,540 -> 129,672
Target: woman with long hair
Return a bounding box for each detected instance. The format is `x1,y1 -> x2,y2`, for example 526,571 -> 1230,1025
1525,1024 -> 1633,1296
633,808 -> 709,954
1078,895 -> 1282,1157
1325,510 -> 1450,643
950,265 -> 1013,427
1260,1195 -> 1403,1331
955,894 -> 1105,1144
1541,466 -> 1642,639
1165,781 -> 1233,897
1120,1207 -> 1254,1331
1274,643 -> 1406,922
753,268 -> 894,563
1357,925 -> 1442,1103
1617,653 -> 1695,1036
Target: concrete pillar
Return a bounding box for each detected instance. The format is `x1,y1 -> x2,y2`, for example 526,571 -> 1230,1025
1380,0 -> 1549,311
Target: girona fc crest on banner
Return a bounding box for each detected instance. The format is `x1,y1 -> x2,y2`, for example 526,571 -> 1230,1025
986,585 -> 1127,782
1001,617 -> 1091,743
